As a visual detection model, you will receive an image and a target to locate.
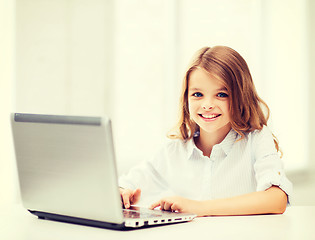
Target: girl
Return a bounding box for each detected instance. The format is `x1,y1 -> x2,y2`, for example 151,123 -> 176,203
119,46 -> 292,216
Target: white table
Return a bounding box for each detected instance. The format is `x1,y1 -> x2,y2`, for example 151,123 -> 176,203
1,204 -> 315,240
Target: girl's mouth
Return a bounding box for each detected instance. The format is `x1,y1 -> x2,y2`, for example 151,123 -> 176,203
198,114 -> 221,120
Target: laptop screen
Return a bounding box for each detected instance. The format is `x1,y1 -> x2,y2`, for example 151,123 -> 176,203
11,113 -> 124,224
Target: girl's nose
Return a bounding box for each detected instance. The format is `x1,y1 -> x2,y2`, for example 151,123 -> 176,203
202,105 -> 213,110
202,98 -> 214,110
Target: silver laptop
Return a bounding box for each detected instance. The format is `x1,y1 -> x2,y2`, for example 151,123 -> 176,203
11,113 -> 196,230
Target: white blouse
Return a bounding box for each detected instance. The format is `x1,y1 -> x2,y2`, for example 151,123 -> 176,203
119,126 -> 293,206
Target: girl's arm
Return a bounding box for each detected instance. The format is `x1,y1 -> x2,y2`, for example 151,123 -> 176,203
150,186 -> 288,217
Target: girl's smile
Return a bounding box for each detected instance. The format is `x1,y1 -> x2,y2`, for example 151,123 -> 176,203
198,113 -> 221,121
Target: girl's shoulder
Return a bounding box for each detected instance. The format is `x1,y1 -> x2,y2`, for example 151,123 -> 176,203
163,137 -> 192,150
156,137 -> 193,157
246,125 -> 277,153
248,125 -> 274,141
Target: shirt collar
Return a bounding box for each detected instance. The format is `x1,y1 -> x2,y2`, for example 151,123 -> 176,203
186,128 -> 239,159
219,128 -> 238,155
186,138 -> 198,159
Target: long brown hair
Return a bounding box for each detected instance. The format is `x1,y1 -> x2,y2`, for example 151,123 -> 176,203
168,46 -> 281,156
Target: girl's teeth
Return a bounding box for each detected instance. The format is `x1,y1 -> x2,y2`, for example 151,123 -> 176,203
202,114 -> 217,119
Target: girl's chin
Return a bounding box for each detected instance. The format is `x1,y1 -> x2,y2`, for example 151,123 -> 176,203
197,123 -> 232,135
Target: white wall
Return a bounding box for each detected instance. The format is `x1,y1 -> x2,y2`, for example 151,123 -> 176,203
112,0 -> 177,172
0,0 -> 17,204
309,0 -> 315,173
292,0 -> 315,205
259,0 -> 309,172
15,0 -> 115,116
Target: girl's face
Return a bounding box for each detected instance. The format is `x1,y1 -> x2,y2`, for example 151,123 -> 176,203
188,68 -> 231,136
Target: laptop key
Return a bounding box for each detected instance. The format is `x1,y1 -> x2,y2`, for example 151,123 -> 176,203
123,209 -> 162,219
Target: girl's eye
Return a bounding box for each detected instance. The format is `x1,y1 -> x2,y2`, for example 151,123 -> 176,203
192,92 -> 203,97
217,92 -> 228,98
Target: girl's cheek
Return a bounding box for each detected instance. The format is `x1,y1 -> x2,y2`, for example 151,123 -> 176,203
188,101 -> 198,111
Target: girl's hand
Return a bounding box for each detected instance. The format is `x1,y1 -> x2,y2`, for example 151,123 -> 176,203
150,196 -> 203,216
119,188 -> 141,209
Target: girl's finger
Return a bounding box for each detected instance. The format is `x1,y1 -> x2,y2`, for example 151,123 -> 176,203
163,202 -> 172,211
131,188 -> 141,204
121,192 -> 131,208
150,201 -> 161,210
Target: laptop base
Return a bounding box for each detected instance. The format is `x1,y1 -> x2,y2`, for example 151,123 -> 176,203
29,210 -> 186,231
29,210 -> 127,230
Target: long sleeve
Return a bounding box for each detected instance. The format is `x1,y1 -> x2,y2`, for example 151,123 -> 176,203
253,127 -> 293,203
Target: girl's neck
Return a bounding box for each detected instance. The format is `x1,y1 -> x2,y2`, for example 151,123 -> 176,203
195,124 -> 232,157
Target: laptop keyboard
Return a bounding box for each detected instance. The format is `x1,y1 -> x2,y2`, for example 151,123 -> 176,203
123,209 -> 163,219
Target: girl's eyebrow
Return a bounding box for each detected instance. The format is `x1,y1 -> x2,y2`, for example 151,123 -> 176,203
188,87 -> 202,91
218,87 -> 228,91
189,87 -> 227,91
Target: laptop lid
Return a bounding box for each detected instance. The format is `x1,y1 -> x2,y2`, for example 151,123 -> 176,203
11,113 -> 124,225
